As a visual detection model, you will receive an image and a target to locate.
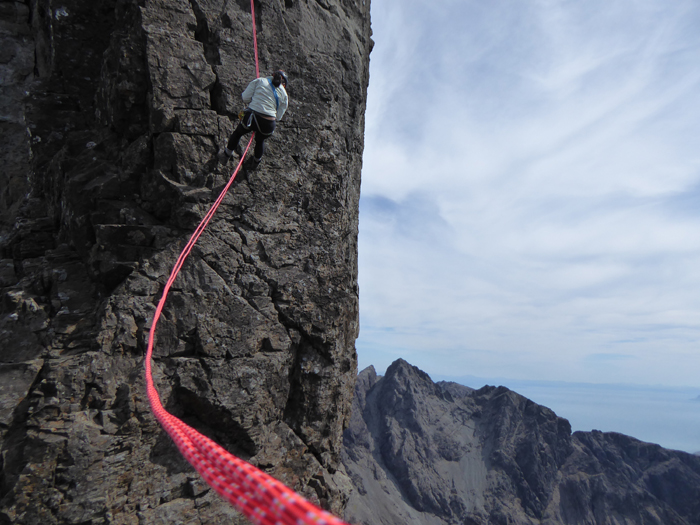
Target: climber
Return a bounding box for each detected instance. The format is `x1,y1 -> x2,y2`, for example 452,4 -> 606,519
218,70 -> 289,171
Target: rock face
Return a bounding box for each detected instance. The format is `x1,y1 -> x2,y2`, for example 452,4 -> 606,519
0,1 -> 371,523
343,360 -> 700,525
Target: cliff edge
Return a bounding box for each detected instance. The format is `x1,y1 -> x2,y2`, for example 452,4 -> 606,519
0,1 -> 372,523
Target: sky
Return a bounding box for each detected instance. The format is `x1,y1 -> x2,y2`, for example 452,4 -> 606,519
357,0 -> 700,394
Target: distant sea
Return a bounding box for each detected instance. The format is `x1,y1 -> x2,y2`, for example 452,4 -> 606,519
433,375 -> 700,455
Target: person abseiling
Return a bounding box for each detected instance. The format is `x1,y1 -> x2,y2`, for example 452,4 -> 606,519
218,70 -> 289,171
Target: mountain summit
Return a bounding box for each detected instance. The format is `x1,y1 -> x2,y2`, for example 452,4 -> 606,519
343,359 -> 700,524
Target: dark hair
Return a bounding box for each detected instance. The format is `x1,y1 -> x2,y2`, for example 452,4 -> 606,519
272,70 -> 288,88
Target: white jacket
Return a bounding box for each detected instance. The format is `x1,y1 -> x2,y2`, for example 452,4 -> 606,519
242,77 -> 289,121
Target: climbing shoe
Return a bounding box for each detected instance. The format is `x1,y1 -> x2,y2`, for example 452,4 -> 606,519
244,156 -> 261,171
217,148 -> 232,164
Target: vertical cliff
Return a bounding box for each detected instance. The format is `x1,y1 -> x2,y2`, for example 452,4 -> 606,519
0,1 -> 372,523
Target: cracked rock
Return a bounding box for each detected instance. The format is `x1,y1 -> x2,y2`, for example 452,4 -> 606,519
0,0 -> 371,523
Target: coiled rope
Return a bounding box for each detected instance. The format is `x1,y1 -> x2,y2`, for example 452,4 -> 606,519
144,2 -> 351,523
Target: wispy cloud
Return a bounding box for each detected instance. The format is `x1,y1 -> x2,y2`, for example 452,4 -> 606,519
359,0 -> 700,386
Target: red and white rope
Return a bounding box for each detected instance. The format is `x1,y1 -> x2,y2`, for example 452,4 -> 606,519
143,2 -> 352,523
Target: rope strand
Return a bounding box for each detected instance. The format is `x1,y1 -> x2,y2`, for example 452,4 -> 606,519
143,2 -> 352,523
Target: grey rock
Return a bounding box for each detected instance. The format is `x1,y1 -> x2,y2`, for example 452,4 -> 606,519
0,1 -> 34,231
0,360 -> 44,426
1,0 -> 371,523
343,359 -> 700,525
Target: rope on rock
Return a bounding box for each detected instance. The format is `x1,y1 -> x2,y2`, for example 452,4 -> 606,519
143,1 -> 351,523
251,0 -> 260,79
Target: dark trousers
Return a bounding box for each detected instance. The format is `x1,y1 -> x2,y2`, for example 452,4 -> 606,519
227,110 -> 276,160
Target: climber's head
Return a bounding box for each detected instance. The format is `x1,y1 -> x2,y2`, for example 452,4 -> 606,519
272,70 -> 288,88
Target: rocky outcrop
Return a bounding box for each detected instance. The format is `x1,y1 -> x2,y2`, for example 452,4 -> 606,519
0,1 -> 371,523
343,360 -> 700,525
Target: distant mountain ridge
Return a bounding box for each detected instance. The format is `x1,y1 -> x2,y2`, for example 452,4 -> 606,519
342,359 -> 700,525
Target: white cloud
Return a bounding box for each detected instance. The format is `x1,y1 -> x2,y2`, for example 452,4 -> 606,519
358,0 -> 700,388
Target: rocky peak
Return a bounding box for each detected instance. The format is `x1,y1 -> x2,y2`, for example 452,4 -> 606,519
1,1 -> 371,523
343,360 -> 700,525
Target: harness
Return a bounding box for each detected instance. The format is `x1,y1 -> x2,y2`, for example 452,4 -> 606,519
242,110 -> 274,137
241,78 -> 280,136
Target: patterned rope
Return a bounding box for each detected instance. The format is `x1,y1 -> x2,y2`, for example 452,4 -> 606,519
143,1 -> 352,523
